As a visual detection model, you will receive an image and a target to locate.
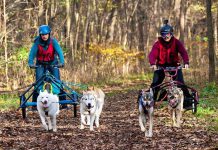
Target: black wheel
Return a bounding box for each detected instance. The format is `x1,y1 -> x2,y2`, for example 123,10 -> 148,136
22,108 -> 26,119
73,104 -> 77,117
192,99 -> 197,114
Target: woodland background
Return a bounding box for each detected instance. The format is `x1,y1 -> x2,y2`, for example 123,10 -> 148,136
0,0 -> 217,91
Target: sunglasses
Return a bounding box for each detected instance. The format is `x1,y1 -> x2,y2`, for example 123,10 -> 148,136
161,33 -> 172,40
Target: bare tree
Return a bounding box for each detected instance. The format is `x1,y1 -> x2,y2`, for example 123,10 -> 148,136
66,0 -> 71,48
3,0 -> 8,88
206,0 -> 216,82
38,0 -> 46,25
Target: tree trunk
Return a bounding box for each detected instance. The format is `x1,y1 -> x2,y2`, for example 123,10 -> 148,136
83,0 -> 90,57
179,0 -> 185,43
38,0 -> 46,25
106,0 -> 121,43
215,2 -> 218,54
66,0 -> 71,48
3,0 -> 8,89
206,0 -> 216,82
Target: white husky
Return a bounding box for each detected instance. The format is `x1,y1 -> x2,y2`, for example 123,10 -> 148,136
37,90 -> 59,132
138,88 -> 154,137
80,87 -> 105,131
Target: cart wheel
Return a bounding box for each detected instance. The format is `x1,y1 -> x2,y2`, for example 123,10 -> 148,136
73,105 -> 77,117
192,99 -> 197,114
22,108 -> 27,119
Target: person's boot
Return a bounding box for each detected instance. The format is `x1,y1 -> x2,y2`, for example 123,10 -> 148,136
59,90 -> 67,109
31,91 -> 38,111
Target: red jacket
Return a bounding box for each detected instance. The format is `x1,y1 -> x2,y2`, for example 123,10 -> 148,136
148,37 -> 189,66
37,39 -> 55,62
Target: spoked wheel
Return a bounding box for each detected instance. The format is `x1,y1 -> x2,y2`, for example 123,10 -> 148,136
191,91 -> 198,114
192,99 -> 197,114
22,108 -> 27,119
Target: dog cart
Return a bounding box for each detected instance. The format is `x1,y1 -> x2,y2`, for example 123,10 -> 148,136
18,64 -> 86,119
152,66 -> 199,114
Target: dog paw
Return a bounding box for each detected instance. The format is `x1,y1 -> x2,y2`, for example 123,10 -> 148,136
80,125 -> 85,130
53,128 -> 57,132
173,123 -> 180,128
48,127 -> 53,131
90,127 -> 94,131
174,124 -> 181,128
145,132 -> 153,137
95,123 -> 99,128
43,125 -> 49,131
85,121 -> 90,126
140,127 -> 146,132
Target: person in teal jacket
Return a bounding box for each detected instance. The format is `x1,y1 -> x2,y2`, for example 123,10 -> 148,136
28,25 -> 65,102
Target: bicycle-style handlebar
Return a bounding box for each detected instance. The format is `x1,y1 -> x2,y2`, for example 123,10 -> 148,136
157,66 -> 183,78
29,64 -> 64,69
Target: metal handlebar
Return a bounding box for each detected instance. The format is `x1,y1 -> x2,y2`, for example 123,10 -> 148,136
29,64 -> 64,69
157,66 -> 183,78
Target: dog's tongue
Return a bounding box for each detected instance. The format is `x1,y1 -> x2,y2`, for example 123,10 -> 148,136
43,104 -> 48,108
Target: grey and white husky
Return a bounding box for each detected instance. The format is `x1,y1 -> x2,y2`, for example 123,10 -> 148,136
138,88 -> 154,137
80,87 -> 105,131
167,86 -> 184,127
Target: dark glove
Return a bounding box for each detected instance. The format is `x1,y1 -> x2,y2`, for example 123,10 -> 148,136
29,65 -> 35,69
58,64 -> 64,68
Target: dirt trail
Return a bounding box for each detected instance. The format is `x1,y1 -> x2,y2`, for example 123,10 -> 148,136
0,85 -> 218,150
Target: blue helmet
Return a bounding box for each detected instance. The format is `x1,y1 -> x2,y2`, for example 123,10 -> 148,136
39,25 -> 51,35
160,20 -> 173,37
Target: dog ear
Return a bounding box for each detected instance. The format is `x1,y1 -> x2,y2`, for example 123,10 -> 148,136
138,89 -> 142,95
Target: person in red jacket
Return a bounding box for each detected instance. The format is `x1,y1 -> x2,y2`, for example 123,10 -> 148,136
148,20 -> 191,109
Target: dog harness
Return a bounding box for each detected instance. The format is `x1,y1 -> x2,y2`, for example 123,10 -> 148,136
43,82 -> 53,94
37,38 -> 55,62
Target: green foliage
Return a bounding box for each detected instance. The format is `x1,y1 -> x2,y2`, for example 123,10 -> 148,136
16,47 -> 29,61
60,42 -> 69,53
196,107 -> 216,118
197,85 -> 218,131
190,3 -> 205,12
0,94 -> 19,110
196,104 -> 218,132
88,43 -> 145,65
106,0 -> 118,11
201,82 -> 218,97
203,37 -> 208,42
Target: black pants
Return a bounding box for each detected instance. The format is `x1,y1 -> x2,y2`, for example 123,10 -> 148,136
150,69 -> 190,101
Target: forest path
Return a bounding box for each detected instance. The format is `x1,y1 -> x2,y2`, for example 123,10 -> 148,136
0,82 -> 218,150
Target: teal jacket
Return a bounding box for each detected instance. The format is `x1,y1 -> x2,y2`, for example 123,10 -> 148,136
28,36 -> 64,66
